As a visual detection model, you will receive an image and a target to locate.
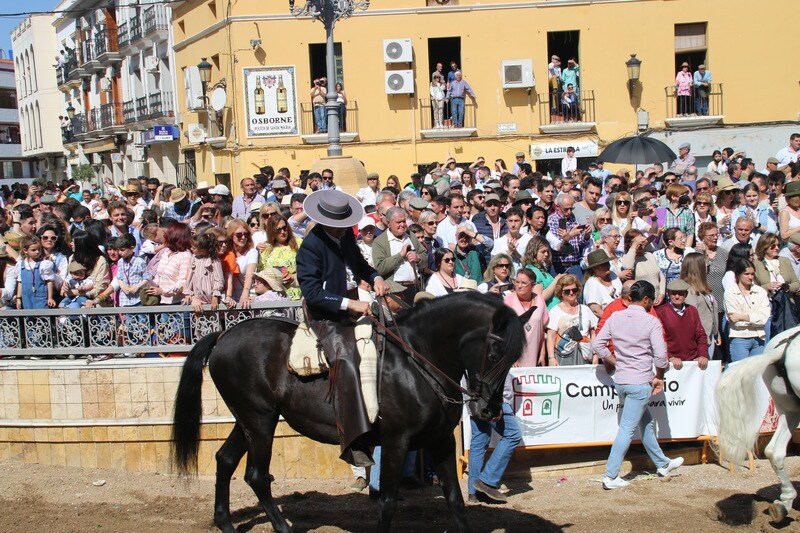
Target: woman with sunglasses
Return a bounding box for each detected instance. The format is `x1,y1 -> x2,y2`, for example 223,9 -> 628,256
694,221 -> 720,265
478,253 -> 515,296
583,224 -> 630,279
754,232 -> 800,338
425,248 -> 468,296
610,191 -> 633,241
692,192 -> 716,238
417,210 -> 442,281
420,185 -> 437,204
252,202 -> 281,252
504,267 -> 549,366
589,207 -> 612,242
36,225 -> 69,286
660,183 -> 695,248
206,228 -> 237,307
545,274 -> 598,366
226,219 -> 257,308
258,214 -> 303,300
675,62 -> 693,116
622,229 -> 666,305
714,182 -> 737,239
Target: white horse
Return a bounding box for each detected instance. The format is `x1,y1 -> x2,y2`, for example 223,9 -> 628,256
716,326 -> 800,521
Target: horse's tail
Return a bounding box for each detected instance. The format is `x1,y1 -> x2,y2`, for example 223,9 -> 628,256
172,330 -> 220,476
716,348 -> 785,463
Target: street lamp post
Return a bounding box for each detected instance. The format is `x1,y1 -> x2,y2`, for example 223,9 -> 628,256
289,0 -> 369,157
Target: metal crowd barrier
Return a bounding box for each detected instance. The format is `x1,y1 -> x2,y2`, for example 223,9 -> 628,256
0,301 -> 303,358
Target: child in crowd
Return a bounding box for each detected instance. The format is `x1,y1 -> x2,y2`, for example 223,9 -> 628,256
139,224 -> 162,263
59,261 -> 94,308
108,233 -> 151,307
253,268 -> 289,302
16,235 -> 55,309
104,237 -> 122,306
183,231 -> 224,312
409,223 -> 424,243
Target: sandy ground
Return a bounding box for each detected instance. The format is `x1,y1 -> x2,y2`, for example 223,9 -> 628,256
1,457 -> 799,532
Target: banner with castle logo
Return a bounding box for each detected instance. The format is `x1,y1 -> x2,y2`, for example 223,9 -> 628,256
243,66 -> 298,137
498,361 -> 722,446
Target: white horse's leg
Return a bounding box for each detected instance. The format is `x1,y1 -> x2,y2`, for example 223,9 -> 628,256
764,412 -> 800,521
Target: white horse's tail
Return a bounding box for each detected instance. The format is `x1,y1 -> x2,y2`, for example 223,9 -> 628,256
716,349 -> 785,463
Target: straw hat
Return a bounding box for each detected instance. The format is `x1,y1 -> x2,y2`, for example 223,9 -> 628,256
253,268 -> 287,293
715,177 -> 737,192
455,278 -> 478,292
170,188 -> 187,203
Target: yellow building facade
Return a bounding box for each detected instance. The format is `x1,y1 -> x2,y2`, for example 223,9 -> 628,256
172,0 -> 799,195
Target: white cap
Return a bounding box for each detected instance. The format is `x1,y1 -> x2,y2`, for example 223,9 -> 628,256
358,217 -> 377,231
209,184 -> 230,196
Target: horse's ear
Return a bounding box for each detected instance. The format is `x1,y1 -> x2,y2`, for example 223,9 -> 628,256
518,307 -> 535,326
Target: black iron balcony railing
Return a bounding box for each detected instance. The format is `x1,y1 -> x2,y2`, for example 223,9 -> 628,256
665,83 -> 723,118
135,96 -> 148,120
300,101 -> 359,135
117,22 -> 128,47
94,27 -> 119,57
178,161 -> 197,190
148,91 -> 174,120
129,16 -> 143,43
418,98 -> 475,130
537,89 -> 596,125
79,40 -> 94,65
143,5 -> 169,36
70,114 -> 86,137
123,100 -> 137,124
100,102 -> 124,129
88,108 -> 101,132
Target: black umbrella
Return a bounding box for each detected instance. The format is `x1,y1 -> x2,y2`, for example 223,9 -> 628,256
599,136 -> 677,165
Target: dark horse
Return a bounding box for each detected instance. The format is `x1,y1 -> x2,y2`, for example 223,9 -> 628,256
172,292 -> 530,532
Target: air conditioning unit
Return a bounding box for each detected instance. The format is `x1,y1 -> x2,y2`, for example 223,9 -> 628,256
385,70 -> 414,95
186,123 -> 206,143
100,77 -> 112,92
383,39 -> 412,63
501,59 -> 535,89
144,56 -> 160,73
132,146 -> 147,162
184,66 -> 204,111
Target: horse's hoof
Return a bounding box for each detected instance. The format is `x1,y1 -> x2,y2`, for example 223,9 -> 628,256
768,502 -> 788,522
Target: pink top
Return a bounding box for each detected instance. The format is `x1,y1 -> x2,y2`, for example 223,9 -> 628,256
504,292 -> 549,367
153,249 -> 192,304
592,304 -> 668,385
675,71 -> 693,96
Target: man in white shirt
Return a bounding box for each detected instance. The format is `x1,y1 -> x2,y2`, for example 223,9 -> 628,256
490,206 -> 531,271
372,206 -> 426,304
561,146 -> 578,177
775,133 -> 800,166
436,194 -> 478,248
779,234 -> 800,279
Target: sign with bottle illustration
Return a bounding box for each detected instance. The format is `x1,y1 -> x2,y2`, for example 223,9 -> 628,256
243,66 -> 298,137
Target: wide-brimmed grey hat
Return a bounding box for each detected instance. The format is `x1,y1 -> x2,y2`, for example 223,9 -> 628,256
303,189 -> 364,228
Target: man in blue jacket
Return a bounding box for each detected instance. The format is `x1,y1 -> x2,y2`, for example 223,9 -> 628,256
296,190 -> 388,467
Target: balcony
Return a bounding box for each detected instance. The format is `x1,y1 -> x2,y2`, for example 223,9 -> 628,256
77,41 -> 101,75
94,27 -> 123,64
100,102 -> 125,132
128,16 -> 144,51
300,101 -> 359,143
135,96 -> 148,122
56,56 -> 81,91
117,22 -> 129,49
123,100 -> 137,124
537,89 -> 596,133
419,99 -> 477,139
0,143 -> 22,158
143,5 -> 169,43
70,114 -> 86,139
664,83 -> 724,128
148,91 -> 175,121
88,108 -> 101,134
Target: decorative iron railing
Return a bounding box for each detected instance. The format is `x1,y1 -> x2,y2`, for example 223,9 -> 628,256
537,89 -> 596,125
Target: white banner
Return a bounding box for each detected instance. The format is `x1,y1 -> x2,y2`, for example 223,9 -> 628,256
466,361 -> 722,449
243,66 -> 299,137
530,140 -> 599,160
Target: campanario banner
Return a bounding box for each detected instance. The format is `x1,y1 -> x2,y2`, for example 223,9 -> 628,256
496,361 -> 722,447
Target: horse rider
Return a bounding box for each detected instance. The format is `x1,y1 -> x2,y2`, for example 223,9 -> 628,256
296,189 -> 389,467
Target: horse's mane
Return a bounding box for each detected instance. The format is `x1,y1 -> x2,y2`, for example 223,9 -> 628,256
397,292 -> 526,363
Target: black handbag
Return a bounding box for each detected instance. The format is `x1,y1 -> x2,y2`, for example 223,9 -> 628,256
770,290 -> 799,338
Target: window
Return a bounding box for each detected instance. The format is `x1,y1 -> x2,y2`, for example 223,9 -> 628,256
308,43 -> 343,85
547,30 -> 580,81
674,22 -> 707,72
427,36 -> 460,84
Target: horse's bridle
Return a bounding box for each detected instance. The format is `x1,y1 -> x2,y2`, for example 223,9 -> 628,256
367,301 -> 509,407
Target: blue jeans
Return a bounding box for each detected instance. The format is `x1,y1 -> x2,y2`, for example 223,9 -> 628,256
605,383 -> 669,479
59,295 -> 88,309
694,91 -> 709,115
468,402 -> 522,494
313,105 -> 327,133
368,447 -> 418,491
729,337 -> 765,362
450,98 -> 464,127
